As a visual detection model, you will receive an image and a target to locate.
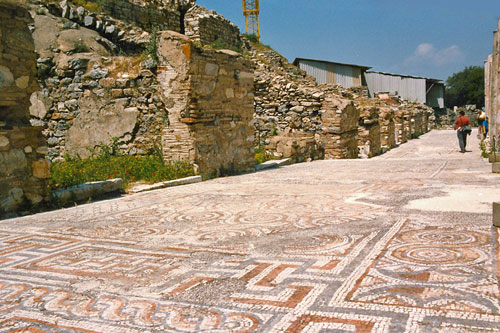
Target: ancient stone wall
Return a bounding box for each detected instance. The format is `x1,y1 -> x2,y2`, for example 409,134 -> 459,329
357,106 -> 381,158
320,95 -> 359,159
158,31 -> 255,178
28,7 -> 169,161
251,48 -> 359,161
0,1 -> 50,216
486,20 -> 500,149
379,106 -> 396,150
40,0 -> 159,50
184,5 -> 241,49
65,0 -> 192,33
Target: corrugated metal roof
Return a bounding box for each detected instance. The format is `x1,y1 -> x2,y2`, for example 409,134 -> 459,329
293,57 -> 372,71
366,70 -> 443,83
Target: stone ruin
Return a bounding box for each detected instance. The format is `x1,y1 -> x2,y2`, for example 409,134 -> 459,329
157,31 -> 255,177
0,0 -> 50,216
485,20 -> 500,150
250,46 -> 433,161
0,0 -> 437,215
252,47 -> 360,162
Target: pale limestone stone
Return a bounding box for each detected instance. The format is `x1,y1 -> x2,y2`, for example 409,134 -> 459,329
32,159 -> 50,179
66,96 -> 139,158
238,71 -> 253,80
15,76 -> 29,89
225,88 -> 234,98
53,178 -> 123,203
0,136 -> 9,147
24,146 -> 32,153
29,91 -> 51,119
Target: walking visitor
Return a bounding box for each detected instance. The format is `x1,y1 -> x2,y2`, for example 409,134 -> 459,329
454,111 -> 471,153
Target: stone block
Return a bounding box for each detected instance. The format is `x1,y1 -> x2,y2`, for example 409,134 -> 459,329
99,77 -> 115,88
111,89 -> 123,98
32,159 -> 50,179
0,136 -> 9,148
52,178 -> 123,203
489,153 -> 500,163
494,202 -> 500,228
128,176 -> 202,193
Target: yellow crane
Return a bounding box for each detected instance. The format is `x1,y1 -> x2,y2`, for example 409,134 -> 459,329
242,0 -> 260,41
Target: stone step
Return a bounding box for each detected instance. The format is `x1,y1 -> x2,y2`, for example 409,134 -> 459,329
255,158 -> 292,171
127,176 -> 202,194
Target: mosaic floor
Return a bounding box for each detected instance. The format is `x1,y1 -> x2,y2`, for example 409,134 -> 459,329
1,130 -> 500,332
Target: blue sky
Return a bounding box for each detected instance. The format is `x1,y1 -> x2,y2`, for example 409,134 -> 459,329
196,0 -> 500,81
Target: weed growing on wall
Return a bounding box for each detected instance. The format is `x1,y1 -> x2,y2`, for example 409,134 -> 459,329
480,141 -> 489,158
73,41 -> 90,53
209,37 -> 242,53
254,145 -> 271,164
71,0 -> 104,12
144,27 -> 159,62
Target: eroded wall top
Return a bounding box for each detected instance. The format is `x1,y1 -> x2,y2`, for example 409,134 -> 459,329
0,0 -> 39,125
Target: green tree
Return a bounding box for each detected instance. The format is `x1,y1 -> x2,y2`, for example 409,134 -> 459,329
445,66 -> 484,108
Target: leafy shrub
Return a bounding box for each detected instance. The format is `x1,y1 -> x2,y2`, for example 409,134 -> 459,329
242,33 -> 259,43
480,141 -> 489,158
34,8 -> 46,15
37,66 -> 51,81
71,0 -> 104,12
254,145 -> 271,164
144,27 -> 159,62
209,37 -> 242,53
410,131 -> 422,139
73,41 -> 90,53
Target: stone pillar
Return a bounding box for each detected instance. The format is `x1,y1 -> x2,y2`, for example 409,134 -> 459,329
157,31 -> 255,178
490,21 -> 500,149
0,1 -> 50,216
485,55 -> 492,120
379,107 -> 396,150
321,96 -> 359,159
358,106 -> 381,158
493,202 -> 500,227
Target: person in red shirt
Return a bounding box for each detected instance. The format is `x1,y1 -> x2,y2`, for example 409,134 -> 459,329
454,111 -> 471,153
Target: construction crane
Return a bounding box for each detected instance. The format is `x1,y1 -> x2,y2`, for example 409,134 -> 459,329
242,0 -> 260,41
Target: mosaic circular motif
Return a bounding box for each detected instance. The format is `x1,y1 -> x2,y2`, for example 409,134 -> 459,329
397,229 -> 489,248
391,245 -> 483,265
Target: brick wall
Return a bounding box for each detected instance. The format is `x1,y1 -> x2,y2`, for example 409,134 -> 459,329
157,31 -> 255,178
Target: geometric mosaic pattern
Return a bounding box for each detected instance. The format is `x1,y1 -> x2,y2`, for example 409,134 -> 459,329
1,130 -> 500,332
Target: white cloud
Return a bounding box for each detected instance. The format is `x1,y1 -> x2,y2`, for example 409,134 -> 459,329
433,45 -> 464,66
415,43 -> 435,58
404,43 -> 465,67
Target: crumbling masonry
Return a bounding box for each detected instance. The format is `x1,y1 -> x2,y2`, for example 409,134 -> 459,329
158,31 -> 255,178
1,0 -> 436,215
485,19 -> 500,149
0,1 -> 50,215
